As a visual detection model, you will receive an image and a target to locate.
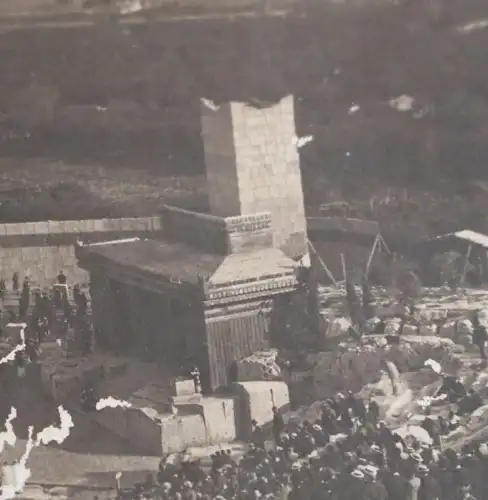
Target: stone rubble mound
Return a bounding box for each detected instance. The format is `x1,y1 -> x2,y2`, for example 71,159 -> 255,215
310,335 -> 461,400
237,349 -> 282,382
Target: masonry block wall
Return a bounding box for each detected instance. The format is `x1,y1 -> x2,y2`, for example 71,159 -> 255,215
201,95 -> 307,260
0,217 -> 163,288
201,101 -> 242,218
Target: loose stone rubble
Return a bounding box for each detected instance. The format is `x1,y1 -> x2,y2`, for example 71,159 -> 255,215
237,349 -> 282,382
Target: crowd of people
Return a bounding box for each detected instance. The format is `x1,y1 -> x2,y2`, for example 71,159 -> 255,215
0,271 -> 91,372
119,383 -> 487,500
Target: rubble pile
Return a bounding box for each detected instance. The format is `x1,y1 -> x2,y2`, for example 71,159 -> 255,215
310,335 -> 461,400
236,349 -> 282,382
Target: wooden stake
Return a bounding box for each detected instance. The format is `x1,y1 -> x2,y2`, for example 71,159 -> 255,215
307,239 -> 338,286
461,244 -> 473,285
392,252 -> 397,288
365,234 -> 379,278
378,234 -> 392,255
340,253 -> 347,282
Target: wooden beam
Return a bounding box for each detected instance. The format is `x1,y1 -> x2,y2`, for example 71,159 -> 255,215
378,234 -> 392,255
365,234 -> 379,278
461,244 -> 473,285
340,253 -> 347,282
307,239 -> 337,286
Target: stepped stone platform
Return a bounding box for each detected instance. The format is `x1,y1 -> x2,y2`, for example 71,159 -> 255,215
38,347 -> 290,455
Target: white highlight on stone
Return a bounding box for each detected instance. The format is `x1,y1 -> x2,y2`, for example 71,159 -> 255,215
96,397 -> 133,411
388,95 -> 415,112
457,19 -> 488,34
120,0 -> 142,15
0,406 -> 75,499
0,426 -> 35,500
348,104 -> 360,115
0,327 -> 26,365
200,98 -> 220,112
292,135 -> 313,149
35,406 -> 74,446
0,407 -> 17,453
424,358 -> 442,375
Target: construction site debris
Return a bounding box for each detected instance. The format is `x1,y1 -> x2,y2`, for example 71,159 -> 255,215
237,349 -> 282,382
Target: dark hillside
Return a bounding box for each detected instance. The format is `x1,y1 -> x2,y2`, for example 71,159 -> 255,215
0,0 -> 488,237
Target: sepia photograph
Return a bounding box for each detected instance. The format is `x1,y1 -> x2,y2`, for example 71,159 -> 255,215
0,0 -> 488,498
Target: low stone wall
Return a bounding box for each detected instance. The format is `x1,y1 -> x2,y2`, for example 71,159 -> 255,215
232,381 -> 290,441
0,216 -> 163,288
162,205 -> 274,256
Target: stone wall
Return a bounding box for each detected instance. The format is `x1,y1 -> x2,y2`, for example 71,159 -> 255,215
0,216 -> 162,288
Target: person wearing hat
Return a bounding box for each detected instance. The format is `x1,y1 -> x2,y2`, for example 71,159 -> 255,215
367,399 -> 381,426
404,464 -> 421,500
321,403 -> 338,436
458,482 -> 479,500
251,420 -> 266,450
418,463 -> 441,500
363,465 -> 388,500
343,469 -> 364,498
272,407 -> 285,445
311,421 -> 328,447
471,311 -> 487,360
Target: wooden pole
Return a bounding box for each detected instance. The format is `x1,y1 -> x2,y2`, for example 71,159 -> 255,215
461,244 -> 473,285
340,253 -> 347,282
365,235 -> 379,278
392,252 -> 397,288
307,239 -> 338,287
378,234 -> 392,255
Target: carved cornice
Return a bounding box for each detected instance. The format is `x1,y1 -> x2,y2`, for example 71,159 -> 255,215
224,212 -> 272,234
205,299 -> 273,321
204,276 -> 297,306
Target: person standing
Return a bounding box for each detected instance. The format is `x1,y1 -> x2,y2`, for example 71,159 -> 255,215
405,468 -> 422,500
272,406 -> 285,445
18,279 -> 30,321
12,273 -> 18,294
57,270 -> 67,285
472,312 -> 487,360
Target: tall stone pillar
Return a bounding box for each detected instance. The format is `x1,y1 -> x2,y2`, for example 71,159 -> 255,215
201,95 -> 308,260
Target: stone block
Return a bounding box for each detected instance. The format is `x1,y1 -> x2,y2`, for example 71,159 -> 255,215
33,221 -> 49,234
51,373 -> 81,401
419,324 -> 438,336
439,322 -> 457,339
402,324 -> 419,335
4,224 -> 23,236
170,377 -> 196,397
5,323 -> 27,344
171,393 -> 203,413
232,381 -> 289,440
93,219 -> 105,231
47,221 -> 62,234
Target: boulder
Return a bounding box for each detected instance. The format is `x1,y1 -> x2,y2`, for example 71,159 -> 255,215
384,319 -> 402,335
458,319 -> 473,335
402,324 -> 419,335
311,335 -> 460,400
237,349 -> 281,382
326,317 -> 351,338
418,324 -> 437,336
364,317 -> 381,334
439,321 -> 457,339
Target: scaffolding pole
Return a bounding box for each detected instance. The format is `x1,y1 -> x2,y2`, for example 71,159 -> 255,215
307,239 -> 338,287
